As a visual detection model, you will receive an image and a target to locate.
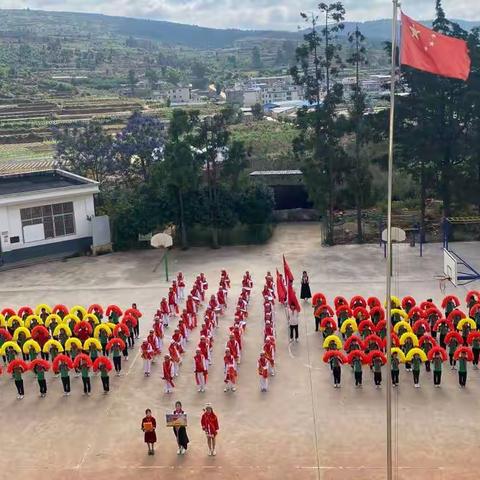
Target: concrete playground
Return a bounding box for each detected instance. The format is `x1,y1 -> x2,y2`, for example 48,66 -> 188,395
0,222 -> 479,480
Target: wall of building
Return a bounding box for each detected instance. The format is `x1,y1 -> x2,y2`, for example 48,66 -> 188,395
0,193 -> 95,256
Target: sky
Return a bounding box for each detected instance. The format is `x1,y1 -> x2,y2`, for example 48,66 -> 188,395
0,0 -> 478,30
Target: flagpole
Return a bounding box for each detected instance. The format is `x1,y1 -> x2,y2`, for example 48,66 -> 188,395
386,1 -> 399,480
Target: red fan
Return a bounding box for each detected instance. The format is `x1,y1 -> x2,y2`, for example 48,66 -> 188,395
122,314 -> 138,328
17,306 -> 33,318
424,307 -> 442,321
73,353 -> 93,369
344,335 -> 364,352
106,304 -> 123,317
419,301 -> 436,311
320,317 -> 337,331
350,295 -> 366,309
347,350 -> 367,365
447,309 -> 467,324
367,350 -> 387,365
52,354 -> 74,373
367,297 -> 381,309
93,356 -> 113,372
412,319 -> 430,334
315,305 -> 334,317
124,307 -> 142,318
0,328 -> 12,341
31,325 -> 50,343
1,308 -> 15,317
358,319 -> 375,334
470,303 -> 480,317
418,335 -> 437,347
74,321 -> 93,341
52,304 -> 69,315
454,346 -> 474,361
467,331 -> 480,345
408,307 -> 424,320
427,346 -> 448,361
6,359 -> 29,374
364,334 -> 384,350
384,332 -> 400,348
106,337 -> 126,352
29,358 -> 51,372
312,293 -> 327,306
88,304 -> 104,315
335,305 -> 352,318
374,320 -> 387,334
322,350 -> 347,363
444,331 -> 463,346
441,295 -> 460,309
113,323 -> 129,337
370,307 -> 385,322
402,296 -> 416,310
466,290 -> 480,305
334,296 -> 348,309
353,306 -> 370,321
432,318 -> 453,332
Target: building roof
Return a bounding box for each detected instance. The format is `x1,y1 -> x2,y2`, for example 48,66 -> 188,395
250,170 -> 303,176
0,169 -> 98,196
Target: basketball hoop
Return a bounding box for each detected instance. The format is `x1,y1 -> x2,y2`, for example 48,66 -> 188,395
434,275 -> 450,294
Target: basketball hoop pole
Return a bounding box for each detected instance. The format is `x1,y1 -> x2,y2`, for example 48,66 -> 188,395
385,2 -> 399,480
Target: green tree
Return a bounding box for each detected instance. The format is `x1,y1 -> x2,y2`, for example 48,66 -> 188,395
127,69 -> 137,95
290,2 -> 346,245
251,46 -> 263,69
145,68 -> 159,89
251,103 -> 264,121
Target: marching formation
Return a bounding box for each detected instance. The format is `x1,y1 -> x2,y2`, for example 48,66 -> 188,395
0,303 -> 141,398
314,291 -> 480,389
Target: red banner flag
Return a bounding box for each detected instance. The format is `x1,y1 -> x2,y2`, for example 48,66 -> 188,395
400,12 -> 471,81
276,269 -> 287,304
288,283 -> 301,312
283,255 -> 294,285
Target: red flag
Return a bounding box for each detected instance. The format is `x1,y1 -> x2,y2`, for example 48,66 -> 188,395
288,283 -> 301,312
276,269 -> 287,304
283,255 -> 294,285
400,13 -> 471,81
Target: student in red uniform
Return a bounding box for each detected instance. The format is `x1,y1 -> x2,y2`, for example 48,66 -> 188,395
201,403 -> 219,456
194,348 -> 208,392
258,351 -> 269,392
223,347 -> 237,392
141,409 -> 157,455
162,354 -> 175,394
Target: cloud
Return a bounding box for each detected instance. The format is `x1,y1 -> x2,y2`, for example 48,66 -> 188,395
1,0 -> 479,30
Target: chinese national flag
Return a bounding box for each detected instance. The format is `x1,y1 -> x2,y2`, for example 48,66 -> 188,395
276,269 -> 287,304
283,255 -> 294,285
400,13 -> 471,81
287,283 -> 301,312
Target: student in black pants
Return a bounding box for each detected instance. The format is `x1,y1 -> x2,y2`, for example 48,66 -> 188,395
132,303 -> 140,339
80,361 -> 92,395
100,364 -> 110,393
288,305 -> 299,342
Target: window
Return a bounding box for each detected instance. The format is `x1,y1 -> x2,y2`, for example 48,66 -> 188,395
21,201 -> 75,241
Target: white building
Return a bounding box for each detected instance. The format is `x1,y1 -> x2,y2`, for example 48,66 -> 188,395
162,86 -> 192,103
0,169 -> 100,264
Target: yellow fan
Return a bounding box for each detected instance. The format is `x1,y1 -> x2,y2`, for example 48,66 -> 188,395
0,313 -> 5,327
45,313 -> 63,328
322,334 -> 343,349
65,337 -> 82,351
70,305 -> 87,318
391,308 -> 408,320
12,326 -> 31,341
390,347 -> 406,363
63,313 -> 81,325
7,315 -> 24,328
43,339 -> 64,353
0,340 -> 21,355
385,296 -> 401,308
34,303 -> 52,315
94,324 -> 112,338
84,313 -> 100,325
399,332 -> 419,346
393,320 -> 412,334
25,314 -> 43,328
22,339 -> 41,354
457,318 -> 476,331
340,317 -> 358,334
405,347 -> 428,362
83,337 -> 102,351
53,324 -> 72,337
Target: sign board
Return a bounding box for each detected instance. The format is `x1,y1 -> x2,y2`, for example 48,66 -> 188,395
151,233 -> 173,249
23,224 -> 45,243
382,227 -> 406,243
92,216 -> 111,247
138,232 -> 153,242
166,413 -> 187,427
443,248 -> 458,287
